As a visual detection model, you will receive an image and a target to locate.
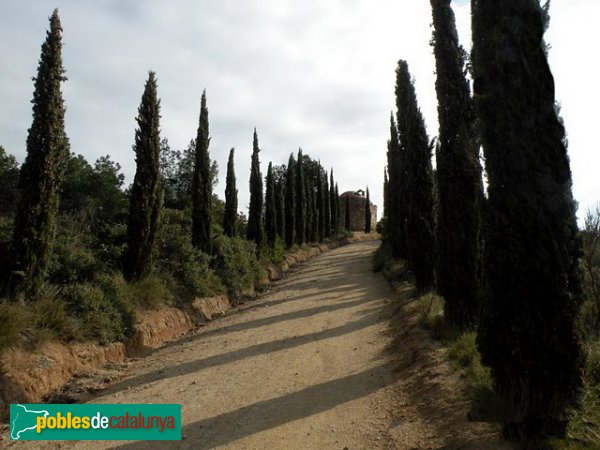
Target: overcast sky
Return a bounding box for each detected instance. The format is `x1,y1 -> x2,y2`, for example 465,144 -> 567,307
0,0 -> 597,220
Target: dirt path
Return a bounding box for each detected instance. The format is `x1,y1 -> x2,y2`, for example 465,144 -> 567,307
10,238 -> 509,449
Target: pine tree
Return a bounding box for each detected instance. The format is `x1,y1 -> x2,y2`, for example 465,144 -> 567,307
431,0 -> 483,330
265,162 -> 277,246
295,149 -> 306,245
11,9 -> 70,298
124,71 -> 163,281
285,154 -> 296,248
396,60 -> 435,290
191,90 -> 212,253
330,170 -> 338,235
344,195 -> 351,231
247,129 -> 263,247
317,169 -> 325,242
365,187 -> 372,233
223,148 -> 237,237
324,171 -> 331,238
472,0 -> 583,440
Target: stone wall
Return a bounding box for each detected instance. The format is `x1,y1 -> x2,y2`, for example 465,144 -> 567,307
339,191 -> 377,232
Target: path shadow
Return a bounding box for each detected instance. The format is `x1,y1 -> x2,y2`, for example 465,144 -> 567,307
99,305 -> 385,398
114,363 -> 393,450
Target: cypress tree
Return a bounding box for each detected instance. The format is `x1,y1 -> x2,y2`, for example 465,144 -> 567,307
305,174 -> 314,242
344,195 -> 351,231
365,187 -> 372,233
124,71 -> 163,281
11,9 -> 70,298
386,113 -> 408,258
324,171 -> 331,238
223,148 -> 237,237
396,60 -> 435,290
317,169 -> 325,242
472,0 -> 583,440
275,175 -> 285,241
309,180 -> 318,242
295,149 -> 306,245
383,169 -> 389,224
247,129 -> 263,247
265,162 -> 277,246
431,0 -> 483,330
191,90 -> 212,253
285,154 -> 296,248
334,183 -> 340,234
329,170 -> 338,235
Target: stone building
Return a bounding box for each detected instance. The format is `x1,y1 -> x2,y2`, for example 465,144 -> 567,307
339,189 -> 377,232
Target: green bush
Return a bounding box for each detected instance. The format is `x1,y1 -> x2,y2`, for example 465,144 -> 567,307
157,209 -> 222,302
212,235 -> 259,300
127,276 -> 173,310
30,286 -> 81,343
260,237 -> 285,268
0,300 -> 29,353
61,282 -> 129,344
94,273 -> 136,338
373,243 -> 408,282
416,293 -> 454,340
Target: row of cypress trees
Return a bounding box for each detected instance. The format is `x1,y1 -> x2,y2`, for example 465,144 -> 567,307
383,0 -> 583,443
3,9 -> 343,301
246,139 -> 342,251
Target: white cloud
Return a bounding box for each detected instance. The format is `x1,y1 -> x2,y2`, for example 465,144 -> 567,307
0,0 -> 596,220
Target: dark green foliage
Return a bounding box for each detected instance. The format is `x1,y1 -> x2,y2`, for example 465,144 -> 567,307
365,187 -> 372,233
386,114 -> 408,259
317,170 -> 325,242
0,146 -> 19,216
247,129 -> 263,247
274,169 -> 286,241
265,162 -> 277,246
395,60 -> 435,290
212,235 -> 259,301
334,183 -> 340,234
323,171 -> 331,239
223,148 -> 238,237
123,72 -> 164,281
344,195 -> 350,231
431,0 -> 483,331
330,171 -> 338,235
472,0 -> 584,441
285,155 -> 296,248
383,168 -> 388,222
11,10 -> 70,299
191,90 -> 212,253
157,209 -> 222,302
295,149 -> 306,245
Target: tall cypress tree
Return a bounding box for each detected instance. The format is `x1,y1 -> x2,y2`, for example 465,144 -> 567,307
396,60 -> 435,290
472,0 -> 583,440
334,183 -> 340,234
317,169 -> 325,242
247,129 -> 263,247
275,175 -> 285,241
431,0 -> 483,330
295,149 -> 306,245
309,180 -> 318,242
223,147 -> 237,237
285,154 -> 296,248
305,173 -> 314,242
124,71 -> 163,281
265,162 -> 277,246
365,187 -> 372,233
329,170 -> 338,235
344,195 -> 351,231
386,113 -> 408,258
383,168 -> 389,224
191,90 -> 212,253
324,170 -> 331,238
11,9 -> 70,298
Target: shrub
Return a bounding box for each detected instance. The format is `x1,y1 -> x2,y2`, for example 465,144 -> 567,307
0,300 -> 29,353
127,276 -> 173,310
61,282 -> 129,344
30,286 -> 80,343
373,243 -> 408,282
416,293 -> 453,340
157,209 -> 222,302
94,273 -> 136,338
212,235 -> 259,300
